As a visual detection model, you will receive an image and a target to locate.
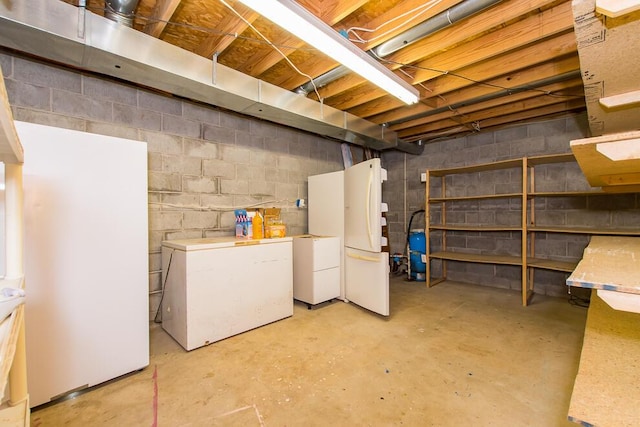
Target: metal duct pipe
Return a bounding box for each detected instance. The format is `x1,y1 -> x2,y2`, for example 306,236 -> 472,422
296,0 -> 501,96
295,66 -> 351,95
373,0 -> 502,57
105,0 -> 140,27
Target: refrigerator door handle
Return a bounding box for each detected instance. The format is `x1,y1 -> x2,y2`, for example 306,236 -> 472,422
365,169 -> 374,249
347,252 -> 380,263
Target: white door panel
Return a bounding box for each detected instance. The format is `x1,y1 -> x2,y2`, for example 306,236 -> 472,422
345,159 -> 382,252
345,248 -> 389,316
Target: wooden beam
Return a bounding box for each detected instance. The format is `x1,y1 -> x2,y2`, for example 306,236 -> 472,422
194,8 -> 260,59
298,0 -> 370,24
399,93 -> 585,139
239,0 -> 368,77
361,54 -> 581,125
391,79 -> 584,132
347,32 -> 577,119
309,0 -> 559,101
408,99 -> 586,141
143,0 -> 182,38
411,1 -> 574,84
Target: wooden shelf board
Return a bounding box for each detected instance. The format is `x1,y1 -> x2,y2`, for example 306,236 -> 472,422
529,226 -> 640,236
596,0 -> 640,18
527,257 -> 578,272
568,293 -> 640,426
428,158 -> 522,176
430,251 -> 522,266
527,153 -> 575,165
0,68 -> 24,164
0,305 -> 24,403
570,131 -> 640,189
567,236 -> 640,294
430,225 -> 521,232
0,398 -> 29,426
429,193 -> 522,202
529,191 -> 610,197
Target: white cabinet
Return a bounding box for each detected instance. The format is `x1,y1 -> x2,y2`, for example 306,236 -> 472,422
293,236 -> 340,307
161,237 -> 293,351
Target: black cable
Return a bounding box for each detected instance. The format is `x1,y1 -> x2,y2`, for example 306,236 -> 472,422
404,209 -> 425,280
154,249 -> 174,324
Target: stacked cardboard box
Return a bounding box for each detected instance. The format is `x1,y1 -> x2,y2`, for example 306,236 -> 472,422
572,0 -> 640,135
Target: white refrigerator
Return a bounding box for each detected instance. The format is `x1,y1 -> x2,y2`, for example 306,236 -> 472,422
308,158 -> 389,316
17,122 -> 149,408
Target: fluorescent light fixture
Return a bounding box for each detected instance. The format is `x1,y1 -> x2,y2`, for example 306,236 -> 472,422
235,0 -> 420,105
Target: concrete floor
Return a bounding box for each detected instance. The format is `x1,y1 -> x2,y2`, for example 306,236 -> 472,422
31,277 -> 587,426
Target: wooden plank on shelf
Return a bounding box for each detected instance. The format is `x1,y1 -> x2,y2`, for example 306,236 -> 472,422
596,0 -> 640,17
529,226 -> 640,236
568,292 -> 640,426
430,251 -> 522,266
567,236 -> 640,294
0,398 -> 29,426
527,257 -> 578,272
599,89 -> 640,110
430,193 -> 522,202
430,225 -> 521,232
601,183 -> 640,193
428,158 -> 523,176
527,152 -> 575,165
0,67 -> 23,164
529,191 -> 610,197
0,305 -> 24,402
570,131 -> 640,189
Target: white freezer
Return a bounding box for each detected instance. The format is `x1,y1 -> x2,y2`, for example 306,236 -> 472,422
293,235 -> 341,306
19,122 -> 149,408
161,237 -> 293,351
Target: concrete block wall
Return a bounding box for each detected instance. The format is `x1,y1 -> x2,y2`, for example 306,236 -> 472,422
382,114 -> 640,298
1,50 -> 344,319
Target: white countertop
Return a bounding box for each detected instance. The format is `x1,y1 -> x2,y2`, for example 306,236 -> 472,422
162,236 -> 293,251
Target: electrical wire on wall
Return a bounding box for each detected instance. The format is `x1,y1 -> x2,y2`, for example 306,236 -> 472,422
147,198 -> 301,212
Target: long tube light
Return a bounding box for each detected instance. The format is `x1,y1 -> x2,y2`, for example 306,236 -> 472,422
235,0 -> 420,105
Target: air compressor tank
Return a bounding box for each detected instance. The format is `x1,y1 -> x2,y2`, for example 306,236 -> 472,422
408,229 -> 426,281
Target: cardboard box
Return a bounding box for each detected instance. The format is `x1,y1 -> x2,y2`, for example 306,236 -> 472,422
257,208 -> 286,238
572,0 -> 640,135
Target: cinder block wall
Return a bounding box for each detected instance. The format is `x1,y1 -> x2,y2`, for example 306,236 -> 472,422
1,50 -> 344,319
382,114 -> 640,298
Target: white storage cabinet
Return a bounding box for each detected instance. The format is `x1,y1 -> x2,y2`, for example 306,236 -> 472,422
293,236 -> 341,307
161,237 -> 293,351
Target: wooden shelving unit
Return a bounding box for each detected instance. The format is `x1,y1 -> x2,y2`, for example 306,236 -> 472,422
0,66 -> 29,425
425,153 -> 640,306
